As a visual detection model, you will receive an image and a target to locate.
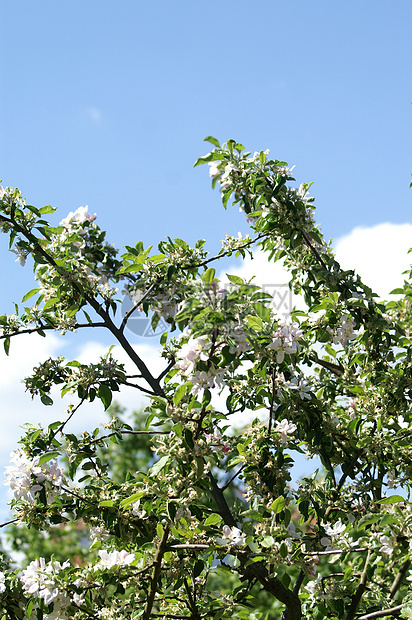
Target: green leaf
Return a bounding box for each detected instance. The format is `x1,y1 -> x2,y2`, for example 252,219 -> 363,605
41,393 -> 53,406
204,136 -> 220,147
39,204 -> 56,215
203,267 -> 216,284
98,384 -> 113,410
38,451 -> 59,465
379,495 -> 404,505
270,496 -> 285,514
100,500 -> 115,507
150,455 -> 169,476
246,315 -> 263,331
204,513 -> 222,527
226,274 -> 244,285
3,337 -> 10,356
193,559 -> 204,578
261,536 -> 275,548
22,288 -> 40,303
120,491 -> 146,508
173,383 -> 188,405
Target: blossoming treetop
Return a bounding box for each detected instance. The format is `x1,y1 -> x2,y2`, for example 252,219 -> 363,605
0,137 -> 412,619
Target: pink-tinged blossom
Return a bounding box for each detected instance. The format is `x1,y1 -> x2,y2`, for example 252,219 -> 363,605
286,523 -> 302,539
190,367 -> 226,396
321,519 -> 346,551
229,324 -> 251,355
330,315 -> 356,347
379,534 -> 395,556
20,558 -> 70,607
205,428 -> 230,454
4,448 -> 65,504
267,318 -> 303,363
305,574 -> 323,597
59,205 -> 97,229
215,525 -> 246,547
176,336 -> 212,376
96,549 -> 135,569
274,419 -> 297,443
208,162 -> 220,178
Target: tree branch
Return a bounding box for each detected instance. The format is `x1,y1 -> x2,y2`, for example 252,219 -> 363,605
345,549 -> 372,620
390,560 -> 411,599
207,470 -> 302,619
357,603 -> 409,620
143,525 -> 170,620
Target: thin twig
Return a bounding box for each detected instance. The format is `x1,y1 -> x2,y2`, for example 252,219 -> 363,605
357,603 -> 409,620
0,518 -> 18,528
221,464 -> 246,492
120,281 -> 158,333
167,544 -> 210,550
88,429 -> 171,445
0,321 -> 106,341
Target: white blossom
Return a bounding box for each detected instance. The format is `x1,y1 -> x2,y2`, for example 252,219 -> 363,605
89,524 -> 110,544
96,549 -> 135,569
215,525 -> 246,547
274,419 -> 297,443
59,205 -> 96,228
379,534 -> 395,556
176,335 -> 212,376
4,448 -> 65,504
321,519 -> 346,550
20,558 -> 70,608
267,318 -> 303,363
0,572 -> 5,594
330,315 -> 356,347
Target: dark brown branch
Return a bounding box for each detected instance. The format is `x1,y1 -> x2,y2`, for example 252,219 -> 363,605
281,570 -> 305,620
4,210 -> 165,397
221,464 -> 246,492
267,370 -> 276,435
143,525 -> 170,620
0,518 -> 18,528
88,429 -> 171,445
207,471 -> 302,619
345,549 -> 372,620
0,321 -> 106,341
389,560 -> 411,599
120,280 -> 158,333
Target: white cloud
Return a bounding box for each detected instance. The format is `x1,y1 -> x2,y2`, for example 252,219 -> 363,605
0,332 -> 167,520
221,222 -> 412,304
334,222 -> 412,299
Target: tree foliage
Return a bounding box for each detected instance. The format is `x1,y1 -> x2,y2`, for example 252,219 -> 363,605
0,138 -> 412,619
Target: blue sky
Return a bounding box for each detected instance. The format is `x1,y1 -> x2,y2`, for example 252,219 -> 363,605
0,1 -> 411,516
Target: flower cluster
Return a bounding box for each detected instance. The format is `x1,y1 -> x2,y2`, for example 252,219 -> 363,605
274,419 -> 297,443
329,314 -> 356,347
95,549 -> 135,569
4,448 -> 65,504
175,335 -> 226,395
215,525 -> 246,547
20,557 -> 70,609
267,318 -> 303,363
59,205 -> 97,230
